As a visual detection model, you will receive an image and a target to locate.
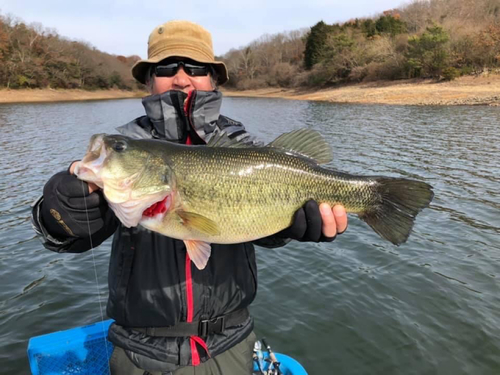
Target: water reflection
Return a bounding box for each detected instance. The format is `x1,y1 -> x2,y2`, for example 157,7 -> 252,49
1,97 -> 500,374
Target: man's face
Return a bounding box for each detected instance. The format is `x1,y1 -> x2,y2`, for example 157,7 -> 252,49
149,59 -> 214,94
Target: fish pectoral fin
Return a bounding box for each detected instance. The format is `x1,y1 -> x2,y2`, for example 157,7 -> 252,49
176,210 -> 221,236
184,240 -> 212,270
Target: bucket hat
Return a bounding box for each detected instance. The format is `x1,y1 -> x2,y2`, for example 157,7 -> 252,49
132,20 -> 228,85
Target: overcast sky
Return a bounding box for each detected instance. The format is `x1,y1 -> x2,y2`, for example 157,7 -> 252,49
0,0 -> 408,58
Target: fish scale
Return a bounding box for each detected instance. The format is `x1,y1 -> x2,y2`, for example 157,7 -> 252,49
162,145 -> 379,243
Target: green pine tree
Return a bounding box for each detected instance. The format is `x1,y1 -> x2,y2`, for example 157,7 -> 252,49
304,21 -> 332,70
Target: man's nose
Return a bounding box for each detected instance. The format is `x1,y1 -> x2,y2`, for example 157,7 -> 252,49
172,67 -> 191,88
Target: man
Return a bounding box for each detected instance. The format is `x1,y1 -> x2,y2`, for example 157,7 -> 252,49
31,20 -> 348,374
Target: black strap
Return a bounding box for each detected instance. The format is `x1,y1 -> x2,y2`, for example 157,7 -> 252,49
129,308 -> 249,338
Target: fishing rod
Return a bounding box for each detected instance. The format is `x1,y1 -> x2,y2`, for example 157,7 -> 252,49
253,341 -> 266,375
261,338 -> 283,375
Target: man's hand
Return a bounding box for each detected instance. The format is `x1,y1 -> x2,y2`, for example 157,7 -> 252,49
69,161 -> 99,193
319,203 -> 348,239
277,200 -> 348,242
40,168 -> 114,240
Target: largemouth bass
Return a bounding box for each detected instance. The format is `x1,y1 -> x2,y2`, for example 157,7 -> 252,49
74,129 -> 433,270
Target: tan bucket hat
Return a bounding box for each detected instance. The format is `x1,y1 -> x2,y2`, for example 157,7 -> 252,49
132,20 -> 228,86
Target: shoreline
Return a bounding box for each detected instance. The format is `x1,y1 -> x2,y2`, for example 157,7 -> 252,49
0,88 -> 144,104
1,74 -> 500,106
222,74 -> 500,106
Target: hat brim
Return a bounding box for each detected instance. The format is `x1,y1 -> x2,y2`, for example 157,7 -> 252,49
132,52 -> 228,86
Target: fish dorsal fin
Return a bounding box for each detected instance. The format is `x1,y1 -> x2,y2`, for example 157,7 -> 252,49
268,128 -> 332,164
206,129 -> 260,148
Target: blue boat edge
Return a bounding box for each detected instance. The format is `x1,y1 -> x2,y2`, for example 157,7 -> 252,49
27,319 -> 308,375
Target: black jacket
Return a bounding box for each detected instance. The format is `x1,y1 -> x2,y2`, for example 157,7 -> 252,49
31,90 -> 285,370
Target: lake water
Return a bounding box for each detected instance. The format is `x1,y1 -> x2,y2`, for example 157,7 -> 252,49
1,96 -> 499,374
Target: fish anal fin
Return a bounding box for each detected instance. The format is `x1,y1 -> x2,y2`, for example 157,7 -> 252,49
176,210 -> 221,236
185,240 -> 212,270
268,128 -> 333,164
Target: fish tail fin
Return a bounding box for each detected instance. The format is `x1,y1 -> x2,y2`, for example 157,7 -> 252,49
359,178 -> 434,245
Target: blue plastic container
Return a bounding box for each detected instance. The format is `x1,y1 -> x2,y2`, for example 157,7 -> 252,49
28,319 -> 307,374
27,320 -> 114,375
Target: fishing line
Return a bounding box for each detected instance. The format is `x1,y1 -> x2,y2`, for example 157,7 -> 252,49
81,180 -> 112,375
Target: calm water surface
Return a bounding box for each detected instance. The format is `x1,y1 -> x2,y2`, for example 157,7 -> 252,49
1,97 -> 499,374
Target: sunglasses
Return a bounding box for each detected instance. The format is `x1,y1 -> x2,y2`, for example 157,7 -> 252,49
154,61 -> 212,78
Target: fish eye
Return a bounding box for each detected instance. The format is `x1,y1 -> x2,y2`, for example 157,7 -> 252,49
112,141 -> 127,152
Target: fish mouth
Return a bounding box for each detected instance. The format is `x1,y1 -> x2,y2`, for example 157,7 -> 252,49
73,133 -> 174,229
74,134 -> 107,187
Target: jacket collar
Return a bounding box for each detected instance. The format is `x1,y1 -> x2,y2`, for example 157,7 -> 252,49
140,90 -> 223,143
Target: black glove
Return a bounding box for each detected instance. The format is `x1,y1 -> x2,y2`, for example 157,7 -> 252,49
40,170 -> 115,240
277,200 -> 336,242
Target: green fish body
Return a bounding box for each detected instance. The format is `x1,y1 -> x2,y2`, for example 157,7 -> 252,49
75,129 -> 434,269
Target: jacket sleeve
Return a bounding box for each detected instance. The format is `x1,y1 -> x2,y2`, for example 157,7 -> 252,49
252,236 -> 291,249
31,195 -> 118,253
215,115 -> 264,146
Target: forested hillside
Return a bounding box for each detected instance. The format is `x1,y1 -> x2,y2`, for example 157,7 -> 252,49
1,0 -> 499,91
220,0 -> 500,89
0,13 -> 141,90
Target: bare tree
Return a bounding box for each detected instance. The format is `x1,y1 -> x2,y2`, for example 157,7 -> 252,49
238,46 -> 258,80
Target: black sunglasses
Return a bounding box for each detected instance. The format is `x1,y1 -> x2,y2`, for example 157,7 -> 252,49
154,61 -> 211,78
